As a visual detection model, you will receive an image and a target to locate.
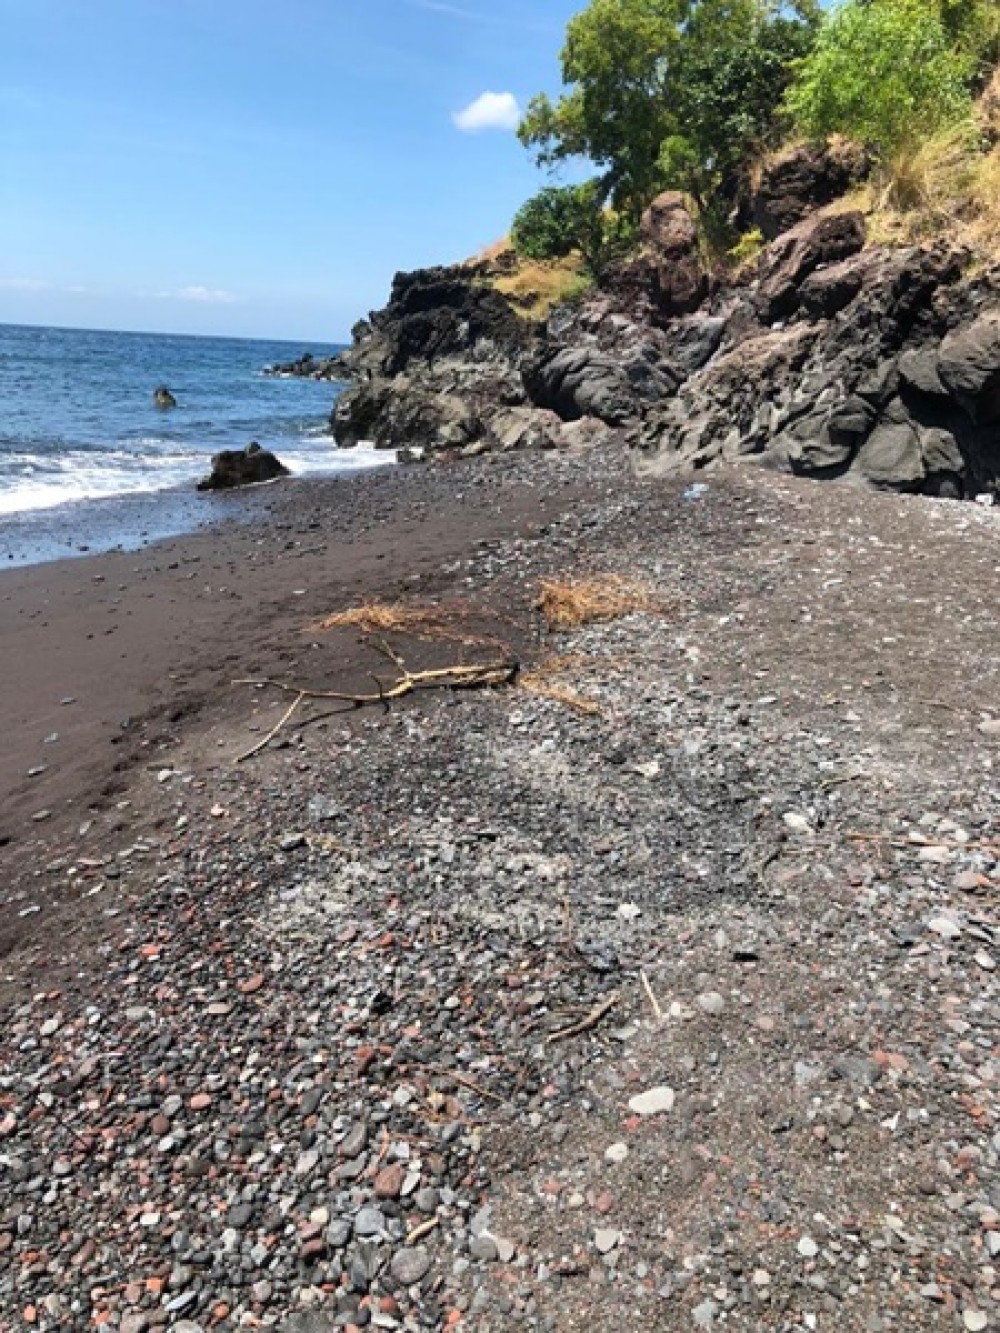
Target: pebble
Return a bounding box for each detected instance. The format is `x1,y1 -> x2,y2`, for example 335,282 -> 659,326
390,1247 -> 431,1286
627,1086 -> 675,1116
594,1228 -> 621,1254
604,1141 -> 629,1164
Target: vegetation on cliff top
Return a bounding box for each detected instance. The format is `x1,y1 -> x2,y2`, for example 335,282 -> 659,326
509,0 -> 1000,267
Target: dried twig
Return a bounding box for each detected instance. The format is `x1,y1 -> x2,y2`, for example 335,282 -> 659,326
640,970 -> 664,1023
819,770 -> 866,791
430,1067 -> 509,1105
234,658 -> 516,707
236,691 -> 305,763
233,651 -> 517,760
546,992 -> 618,1044
406,1216 -> 440,1245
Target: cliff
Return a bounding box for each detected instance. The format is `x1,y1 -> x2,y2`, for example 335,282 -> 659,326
327,145 -> 1000,498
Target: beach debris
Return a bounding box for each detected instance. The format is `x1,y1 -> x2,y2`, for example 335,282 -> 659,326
234,639 -> 518,762
537,573 -> 663,631
546,992 -> 618,1043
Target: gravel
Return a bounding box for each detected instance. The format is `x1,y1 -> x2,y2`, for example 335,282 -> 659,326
4,448 -> 1000,1329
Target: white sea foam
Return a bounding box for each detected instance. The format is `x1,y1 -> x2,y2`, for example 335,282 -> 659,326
0,444 -> 394,515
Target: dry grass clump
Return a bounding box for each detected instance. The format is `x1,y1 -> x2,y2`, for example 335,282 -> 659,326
316,600 -> 493,646
537,574 -> 661,631
519,654 -> 603,716
490,250 -> 593,322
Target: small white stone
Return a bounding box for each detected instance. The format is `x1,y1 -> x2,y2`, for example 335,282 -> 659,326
783,812 -> 812,834
964,1311 -> 989,1332
627,1086 -> 675,1117
797,1236 -> 819,1258
594,1228 -> 621,1254
928,915 -> 962,939
604,1142 -> 629,1164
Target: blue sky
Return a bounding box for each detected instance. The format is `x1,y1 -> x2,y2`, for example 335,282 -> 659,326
0,0 -> 581,340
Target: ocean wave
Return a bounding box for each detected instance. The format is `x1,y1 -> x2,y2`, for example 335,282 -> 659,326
0,443 -> 395,515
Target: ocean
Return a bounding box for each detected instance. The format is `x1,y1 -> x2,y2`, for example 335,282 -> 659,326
0,323 -> 392,566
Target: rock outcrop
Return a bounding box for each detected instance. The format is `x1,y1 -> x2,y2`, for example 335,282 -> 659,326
631,230 -> 1000,497
264,352 -> 343,381
330,264 -> 530,454
154,386 -> 177,409
197,443 -> 289,491
749,141 -> 870,240
328,182 -> 1000,497
640,191 -> 708,317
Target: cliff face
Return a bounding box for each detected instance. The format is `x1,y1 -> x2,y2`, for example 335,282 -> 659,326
330,150 -> 1000,497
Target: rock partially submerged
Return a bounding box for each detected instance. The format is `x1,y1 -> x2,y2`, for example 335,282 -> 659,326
153,386 -> 177,409
197,442 -> 289,491
264,351 -> 344,381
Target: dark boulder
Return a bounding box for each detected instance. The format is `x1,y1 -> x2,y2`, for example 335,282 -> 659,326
524,347 -> 638,425
154,386 -> 177,409
799,254 -> 868,320
756,212 -> 866,323
333,377 -> 478,453
751,142 -> 870,240
197,442 -> 289,491
264,352 -> 344,381
937,310 -> 1000,424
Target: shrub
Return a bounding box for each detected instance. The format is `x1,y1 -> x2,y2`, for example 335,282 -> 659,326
510,182 -> 635,277
786,0 -> 974,160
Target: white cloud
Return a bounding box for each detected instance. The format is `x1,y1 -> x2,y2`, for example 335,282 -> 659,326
452,91 -> 520,133
0,277 -> 49,292
152,285 -> 236,304
177,285 -> 236,304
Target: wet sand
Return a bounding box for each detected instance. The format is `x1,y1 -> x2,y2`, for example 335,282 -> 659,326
0,452 -> 594,966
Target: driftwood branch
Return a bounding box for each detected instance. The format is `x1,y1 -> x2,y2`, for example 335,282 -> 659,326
236,691 -> 305,763
234,651 -> 518,760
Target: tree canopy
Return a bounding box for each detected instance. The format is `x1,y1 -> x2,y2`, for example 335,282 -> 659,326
517,0 -> 820,218
509,181 -> 635,276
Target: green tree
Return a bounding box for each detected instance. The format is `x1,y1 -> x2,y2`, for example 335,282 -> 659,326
786,0 -> 974,158
518,0 -> 820,219
938,0 -> 1000,76
510,181 -> 635,276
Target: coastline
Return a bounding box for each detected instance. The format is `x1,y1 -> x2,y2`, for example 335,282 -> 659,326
0,447 -> 395,570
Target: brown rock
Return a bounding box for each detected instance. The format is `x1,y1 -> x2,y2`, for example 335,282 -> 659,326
640,191 -> 708,317
374,1162 -> 406,1199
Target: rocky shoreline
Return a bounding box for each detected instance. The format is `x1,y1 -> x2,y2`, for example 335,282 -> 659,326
5,147 -> 1000,1333
316,147 -> 1000,499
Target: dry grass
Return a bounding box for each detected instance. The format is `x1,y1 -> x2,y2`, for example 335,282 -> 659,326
519,654 -> 603,716
489,248 -> 593,322
315,599 -> 499,646
836,72 -> 1000,256
537,574 -> 662,631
